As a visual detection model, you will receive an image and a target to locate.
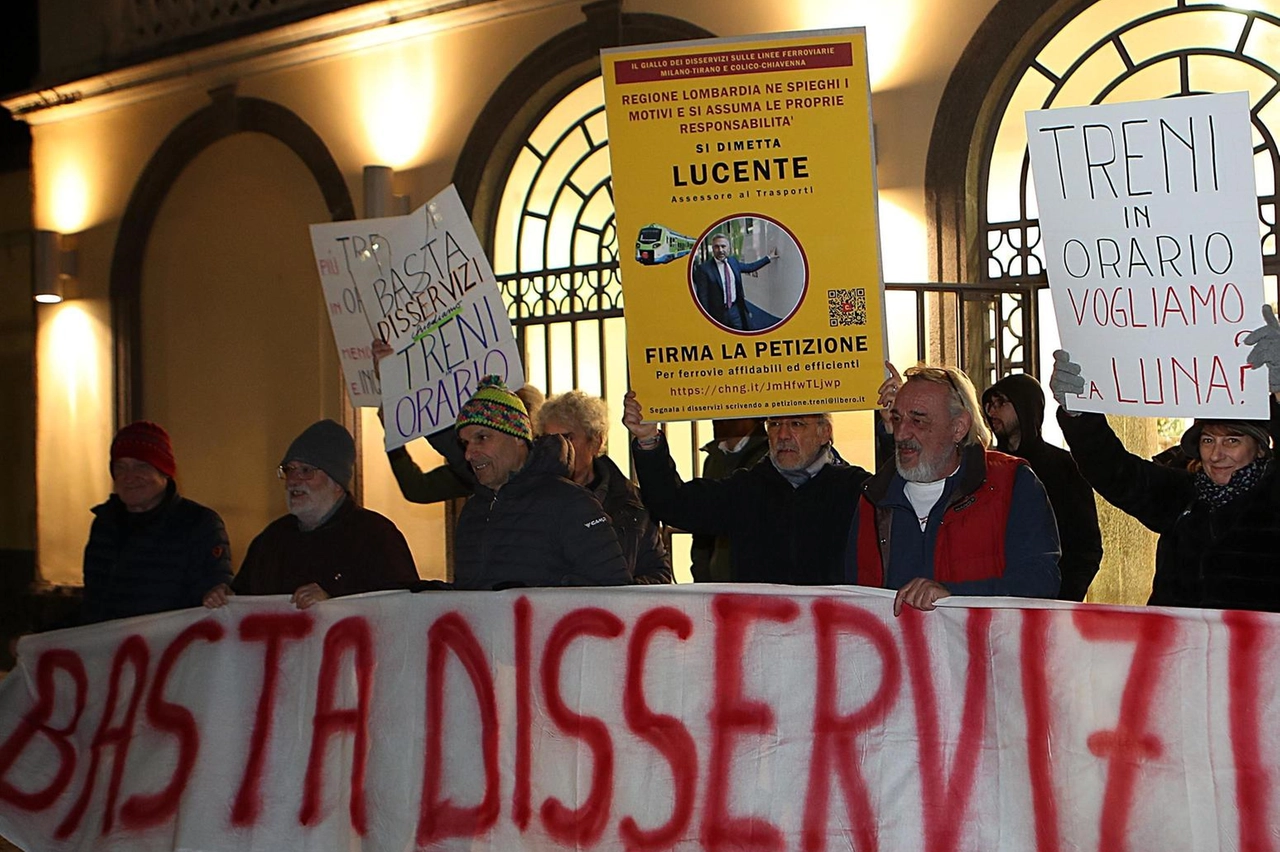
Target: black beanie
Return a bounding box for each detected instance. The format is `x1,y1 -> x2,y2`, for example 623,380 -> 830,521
281,420 -> 355,489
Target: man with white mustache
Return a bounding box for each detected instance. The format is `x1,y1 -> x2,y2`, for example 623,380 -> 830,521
846,365 -> 1060,615
203,420 -> 417,609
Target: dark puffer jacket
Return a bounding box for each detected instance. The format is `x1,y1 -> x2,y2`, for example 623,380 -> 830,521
631,433 -> 872,585
690,428 -> 771,583
453,434 -> 630,590
984,373 -> 1103,600
1059,410 -> 1280,611
82,482 -> 232,623
589,454 -> 672,584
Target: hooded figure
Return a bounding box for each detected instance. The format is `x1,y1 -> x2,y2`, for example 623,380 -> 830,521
982,374 -> 1103,601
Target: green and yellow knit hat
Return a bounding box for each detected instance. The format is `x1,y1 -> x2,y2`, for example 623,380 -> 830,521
456,376 -> 533,443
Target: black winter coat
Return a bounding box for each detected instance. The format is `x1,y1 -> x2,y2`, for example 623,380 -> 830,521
631,434 -> 872,585
1059,411 -> 1280,611
453,434 -> 630,590
985,373 -> 1103,600
82,483 -> 232,623
589,454 -> 673,584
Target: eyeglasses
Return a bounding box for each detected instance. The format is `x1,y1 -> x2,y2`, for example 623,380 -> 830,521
765,418 -> 814,432
277,463 -> 319,481
984,394 -> 1010,412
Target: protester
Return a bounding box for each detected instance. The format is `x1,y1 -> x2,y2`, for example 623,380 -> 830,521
453,376 -> 630,589
82,421 -> 232,623
1050,316 -> 1280,610
373,339 -> 546,504
689,418 -> 769,583
847,365 -> 1061,615
982,373 -> 1102,600
537,390 -> 672,584
622,367 -> 898,586
203,419 -> 417,609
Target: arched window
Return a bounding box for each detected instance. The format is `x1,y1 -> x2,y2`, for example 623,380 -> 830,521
968,0 -> 1280,385
454,7 -> 713,577
490,76 -> 624,418
928,0 -> 1280,604
994,0 -> 1280,334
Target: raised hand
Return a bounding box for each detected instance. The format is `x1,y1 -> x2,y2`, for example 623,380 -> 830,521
622,390 -> 659,443
1049,350 -> 1085,413
1244,304 -> 1280,393
877,360 -> 902,427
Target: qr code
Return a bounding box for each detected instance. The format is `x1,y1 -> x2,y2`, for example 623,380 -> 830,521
828,288 -> 867,326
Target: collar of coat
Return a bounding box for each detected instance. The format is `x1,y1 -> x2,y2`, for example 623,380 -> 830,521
478,433 -> 574,498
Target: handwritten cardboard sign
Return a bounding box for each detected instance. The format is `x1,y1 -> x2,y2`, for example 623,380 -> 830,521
310,187 -> 523,425
371,187 -> 524,450
310,214 -> 405,407
1027,92 -> 1267,417
1,587 -> 1277,851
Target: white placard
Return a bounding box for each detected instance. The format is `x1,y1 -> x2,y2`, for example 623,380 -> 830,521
310,215 -> 404,407
1027,92 -> 1267,417
372,186 -> 524,449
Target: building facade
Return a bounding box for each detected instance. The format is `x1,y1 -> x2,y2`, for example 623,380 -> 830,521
5,0 -> 1278,602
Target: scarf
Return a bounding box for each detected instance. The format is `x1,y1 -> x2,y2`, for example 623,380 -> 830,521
1194,460 -> 1267,508
774,444 -> 835,488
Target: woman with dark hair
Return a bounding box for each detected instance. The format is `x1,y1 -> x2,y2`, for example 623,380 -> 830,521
1051,349 -> 1280,610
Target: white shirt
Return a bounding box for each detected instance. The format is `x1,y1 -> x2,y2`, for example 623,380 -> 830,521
904,478 -> 948,531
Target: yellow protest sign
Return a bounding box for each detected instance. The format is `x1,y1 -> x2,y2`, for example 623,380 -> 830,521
602,29 -> 886,421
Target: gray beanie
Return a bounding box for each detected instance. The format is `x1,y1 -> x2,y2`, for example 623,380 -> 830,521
1179,419 -> 1272,459
281,420 -> 355,488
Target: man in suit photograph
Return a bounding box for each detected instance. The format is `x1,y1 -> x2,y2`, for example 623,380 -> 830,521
693,234 -> 780,330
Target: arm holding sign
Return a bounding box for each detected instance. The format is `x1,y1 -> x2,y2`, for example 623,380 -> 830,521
1054,344 -> 1280,610
1245,304 -> 1280,401
1053,351 -> 1196,533
623,391 -> 746,536
386,445 -> 473,503
373,338 -> 474,503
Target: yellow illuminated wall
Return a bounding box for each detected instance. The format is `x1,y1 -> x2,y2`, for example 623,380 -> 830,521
140,133 -> 352,573
36,301 -> 113,584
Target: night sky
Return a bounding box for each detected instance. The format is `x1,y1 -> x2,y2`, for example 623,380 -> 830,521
0,0 -> 38,171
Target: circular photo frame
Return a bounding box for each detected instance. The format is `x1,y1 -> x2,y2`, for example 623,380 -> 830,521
688,214 -> 808,335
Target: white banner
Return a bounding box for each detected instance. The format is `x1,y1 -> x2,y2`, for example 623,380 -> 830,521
1027,92 -> 1267,417
1,587 -> 1277,852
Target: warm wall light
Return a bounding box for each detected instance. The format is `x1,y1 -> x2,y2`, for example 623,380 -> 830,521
33,230 -> 77,303
363,165 -> 411,217
358,46 -> 433,169
49,164 -> 91,234
791,0 -> 919,90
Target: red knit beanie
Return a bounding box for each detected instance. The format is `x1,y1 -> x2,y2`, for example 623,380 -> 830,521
110,421 -> 177,479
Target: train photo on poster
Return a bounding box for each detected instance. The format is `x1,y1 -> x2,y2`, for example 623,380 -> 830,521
635,223 -> 694,264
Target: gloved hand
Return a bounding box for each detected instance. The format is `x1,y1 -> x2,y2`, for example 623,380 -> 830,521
1049,349 -> 1085,413
1244,304 -> 1280,393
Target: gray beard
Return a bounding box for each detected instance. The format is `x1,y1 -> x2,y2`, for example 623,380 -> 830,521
896,447 -> 954,483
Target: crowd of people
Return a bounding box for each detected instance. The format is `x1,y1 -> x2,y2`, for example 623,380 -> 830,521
73,307 -> 1280,626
